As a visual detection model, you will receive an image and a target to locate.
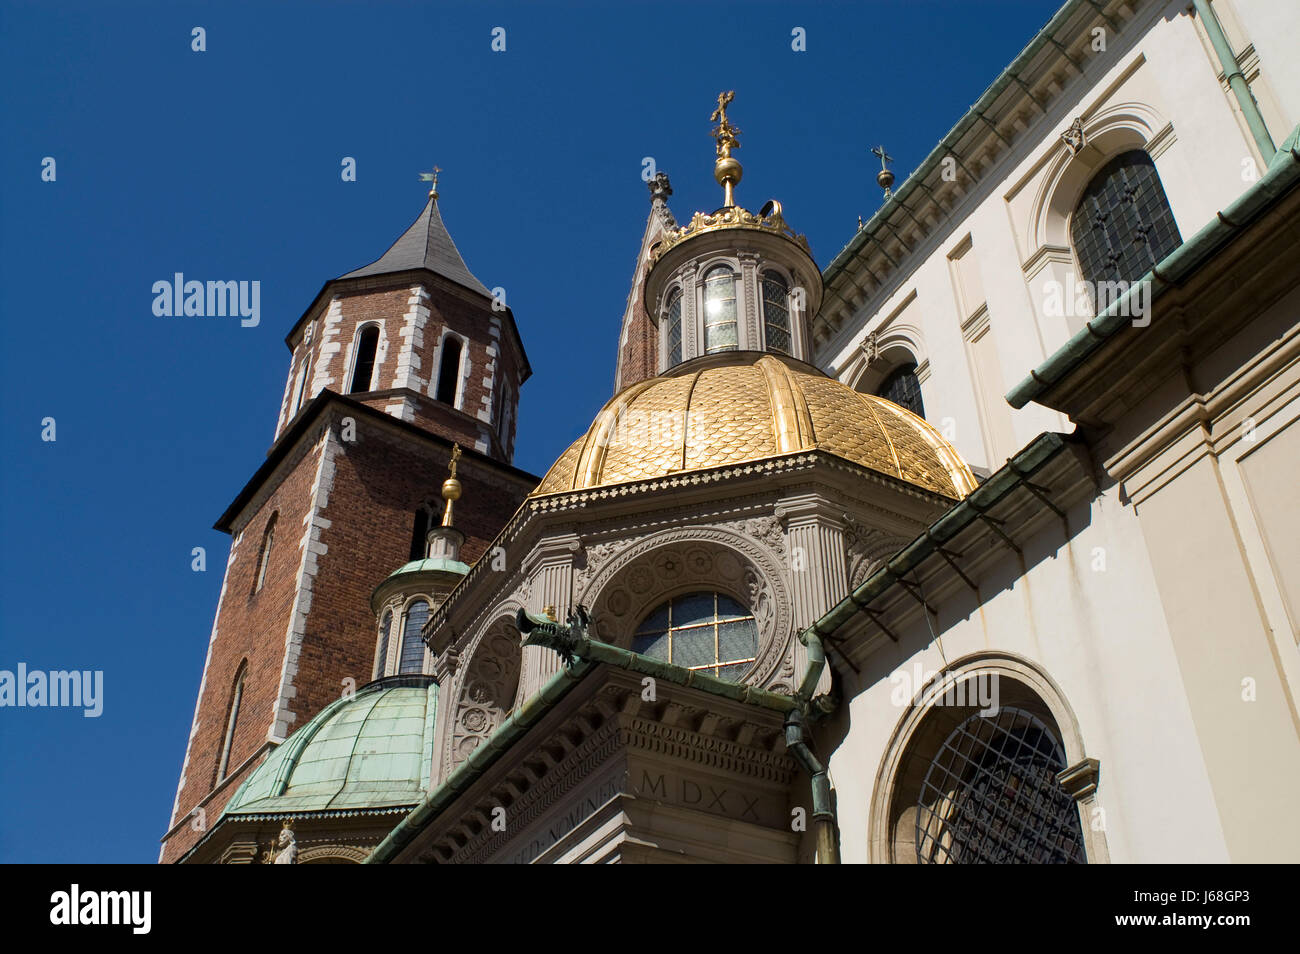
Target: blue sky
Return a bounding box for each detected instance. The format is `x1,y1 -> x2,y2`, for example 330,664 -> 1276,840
0,0 -> 1058,862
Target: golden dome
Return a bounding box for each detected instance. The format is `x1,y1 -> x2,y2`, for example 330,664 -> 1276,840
533,353 -> 978,499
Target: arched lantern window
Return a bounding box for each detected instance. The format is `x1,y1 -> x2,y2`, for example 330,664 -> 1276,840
703,266 -> 739,354
398,601 -> 429,674
663,287 -> 683,368
761,271 -> 792,355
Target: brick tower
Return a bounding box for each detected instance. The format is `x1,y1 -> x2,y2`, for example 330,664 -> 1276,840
160,179 -> 536,862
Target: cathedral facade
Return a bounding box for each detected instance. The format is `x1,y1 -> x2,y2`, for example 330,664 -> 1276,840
162,0 -> 1300,864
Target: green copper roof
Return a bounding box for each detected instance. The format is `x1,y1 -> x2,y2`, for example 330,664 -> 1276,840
385,557 -> 470,580
224,675 -> 437,816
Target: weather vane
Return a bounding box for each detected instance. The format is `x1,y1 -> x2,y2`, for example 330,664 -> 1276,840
419,165 -> 442,200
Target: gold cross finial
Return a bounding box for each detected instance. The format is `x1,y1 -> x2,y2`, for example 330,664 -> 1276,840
419,165 -> 442,199
871,146 -> 895,199
710,90 -> 743,206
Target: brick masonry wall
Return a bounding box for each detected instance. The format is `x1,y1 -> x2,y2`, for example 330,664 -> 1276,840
161,408 -> 535,863
279,276 -> 524,463
616,292 -> 659,392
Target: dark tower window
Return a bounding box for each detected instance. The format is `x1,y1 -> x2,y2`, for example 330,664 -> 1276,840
915,707 -> 1086,864
409,505 -> 433,562
349,325 -> 380,394
663,287 -> 683,368
399,601 -> 430,674
1070,150 -> 1182,308
762,271 -> 792,355
436,338 -> 463,405
877,363 -> 925,418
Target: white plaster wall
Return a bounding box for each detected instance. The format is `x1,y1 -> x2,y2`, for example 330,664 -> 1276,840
827,485 -> 1230,863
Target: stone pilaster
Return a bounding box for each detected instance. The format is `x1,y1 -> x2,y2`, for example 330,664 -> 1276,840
518,532 -> 582,697
774,493 -> 848,697
738,251 -> 760,351
681,263 -> 699,361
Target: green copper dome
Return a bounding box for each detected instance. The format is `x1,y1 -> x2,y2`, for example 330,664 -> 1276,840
224,675 -> 437,816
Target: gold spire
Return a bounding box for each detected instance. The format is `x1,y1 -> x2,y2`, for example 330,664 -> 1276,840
710,91 -> 743,207
440,444 -> 462,527
419,164 -> 442,200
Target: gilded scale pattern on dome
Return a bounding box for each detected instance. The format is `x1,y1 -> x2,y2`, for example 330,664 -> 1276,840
684,365 -> 778,471
601,373 -> 694,485
531,353 -> 977,499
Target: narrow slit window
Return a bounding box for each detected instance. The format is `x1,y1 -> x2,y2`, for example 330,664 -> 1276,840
254,514 -> 277,594
216,665 -> 246,783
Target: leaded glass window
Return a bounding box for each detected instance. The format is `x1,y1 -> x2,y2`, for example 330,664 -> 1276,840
376,610 -> 393,678
631,591 -> 757,680
877,363 -> 925,418
398,600 -> 429,674
663,287 -> 683,367
703,266 -> 739,353
1070,150 -> 1181,311
916,707 -> 1086,864
762,271 -> 792,355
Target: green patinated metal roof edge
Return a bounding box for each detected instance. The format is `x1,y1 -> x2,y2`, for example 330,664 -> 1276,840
223,675 -> 438,817
382,557 -> 471,582
805,431 -> 1073,641
822,0 -> 1096,291
1006,123 -> 1300,410
365,642 -> 798,864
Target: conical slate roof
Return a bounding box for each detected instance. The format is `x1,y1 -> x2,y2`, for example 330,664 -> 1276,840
340,198 -> 490,298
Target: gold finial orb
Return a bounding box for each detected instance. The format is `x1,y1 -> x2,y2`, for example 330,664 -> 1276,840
440,444 -> 463,527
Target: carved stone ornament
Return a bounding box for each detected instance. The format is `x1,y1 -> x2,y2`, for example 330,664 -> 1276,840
843,512 -> 908,589
269,820 -> 297,864
1061,117 -> 1086,156
445,620 -> 522,775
